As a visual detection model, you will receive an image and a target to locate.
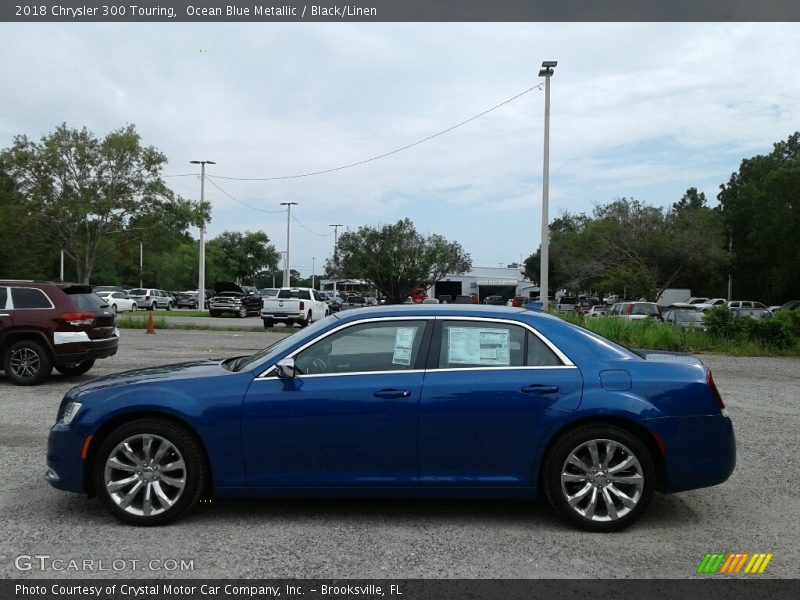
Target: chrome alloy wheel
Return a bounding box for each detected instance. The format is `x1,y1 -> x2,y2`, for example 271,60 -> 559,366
560,439 -> 644,522
104,434 -> 186,517
10,347 -> 41,378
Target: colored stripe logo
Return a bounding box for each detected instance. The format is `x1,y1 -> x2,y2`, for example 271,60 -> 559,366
697,552 -> 773,574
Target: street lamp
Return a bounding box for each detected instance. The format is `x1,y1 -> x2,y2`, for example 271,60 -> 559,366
538,61 -> 556,310
329,224 -> 343,297
190,160 -> 216,310
281,202 -> 298,287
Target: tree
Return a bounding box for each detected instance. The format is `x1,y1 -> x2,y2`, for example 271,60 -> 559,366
1,124 -> 206,283
337,218 -> 472,304
718,132 -> 800,303
206,230 -> 280,285
522,196 -> 727,300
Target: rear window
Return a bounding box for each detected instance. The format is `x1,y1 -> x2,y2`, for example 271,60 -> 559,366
11,287 -> 52,309
278,289 -> 311,300
65,291 -> 107,311
632,303 -> 660,316
128,288 -> 147,296
559,297 -> 577,305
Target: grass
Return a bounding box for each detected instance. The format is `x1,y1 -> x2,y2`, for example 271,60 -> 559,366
148,309 -> 209,318
115,314 -> 290,334
560,314 -> 800,357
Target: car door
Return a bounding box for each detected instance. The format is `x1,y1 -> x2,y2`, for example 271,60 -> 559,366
241,318 -> 432,486
418,318 -> 583,486
0,287 -> 11,333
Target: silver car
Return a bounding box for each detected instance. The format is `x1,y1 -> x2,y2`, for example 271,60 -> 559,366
126,288 -> 174,310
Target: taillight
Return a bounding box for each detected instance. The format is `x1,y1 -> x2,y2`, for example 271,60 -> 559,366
299,301 -> 305,310
61,313 -> 96,326
706,370 -> 726,410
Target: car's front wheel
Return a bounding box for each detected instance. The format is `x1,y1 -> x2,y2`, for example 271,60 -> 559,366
131,303 -> 138,312
93,419 -> 206,526
238,306 -> 247,318
55,359 -> 95,377
3,339 -> 52,386
543,424 -> 654,532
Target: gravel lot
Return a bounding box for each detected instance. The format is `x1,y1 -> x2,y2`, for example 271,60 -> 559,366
1,329 -> 798,579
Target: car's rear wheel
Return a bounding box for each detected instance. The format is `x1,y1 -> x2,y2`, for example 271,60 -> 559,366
55,359 -> 95,377
543,424 -> 654,532
151,301 -> 158,311
301,311 -> 312,327
93,419 -> 206,526
3,339 -> 52,386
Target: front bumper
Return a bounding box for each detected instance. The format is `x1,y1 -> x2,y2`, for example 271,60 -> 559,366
46,422 -> 89,493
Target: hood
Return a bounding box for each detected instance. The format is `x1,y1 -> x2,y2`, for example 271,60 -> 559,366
71,360 -> 229,395
214,281 -> 244,295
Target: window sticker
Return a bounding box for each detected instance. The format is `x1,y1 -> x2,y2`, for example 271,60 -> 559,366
392,327 -> 417,366
448,327 -> 510,366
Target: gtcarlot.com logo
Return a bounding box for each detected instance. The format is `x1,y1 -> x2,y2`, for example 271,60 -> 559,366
697,552 -> 773,574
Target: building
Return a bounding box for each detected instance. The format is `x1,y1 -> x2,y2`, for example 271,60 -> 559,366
432,267 -> 536,302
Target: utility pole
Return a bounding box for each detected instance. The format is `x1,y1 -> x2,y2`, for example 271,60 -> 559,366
727,233 -> 733,301
60,250 -> 64,282
538,60 -> 557,310
139,242 -> 143,289
190,160 -> 216,311
280,202 -> 298,287
329,223 -> 343,297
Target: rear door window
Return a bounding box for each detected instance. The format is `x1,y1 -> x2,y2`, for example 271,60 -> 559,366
0,287 -> 7,309
10,287 -> 53,309
65,290 -> 107,311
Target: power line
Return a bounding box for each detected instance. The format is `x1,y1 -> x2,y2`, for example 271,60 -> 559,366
162,173 -> 199,178
292,213 -> 332,237
212,82 -> 543,182
204,177 -> 287,213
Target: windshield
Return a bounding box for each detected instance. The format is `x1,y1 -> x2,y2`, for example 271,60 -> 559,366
235,314 -> 338,372
676,312 -> 704,322
632,303 -> 659,316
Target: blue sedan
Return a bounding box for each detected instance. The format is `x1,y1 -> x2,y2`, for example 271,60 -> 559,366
46,305 -> 735,531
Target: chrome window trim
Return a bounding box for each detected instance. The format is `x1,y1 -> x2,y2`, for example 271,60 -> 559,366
256,314 -> 574,380
7,286 -> 56,310
256,316 -> 429,379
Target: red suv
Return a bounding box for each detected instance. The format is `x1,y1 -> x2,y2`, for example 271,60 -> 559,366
0,281 -> 119,385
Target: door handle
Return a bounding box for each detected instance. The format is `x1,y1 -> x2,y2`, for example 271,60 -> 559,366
373,389 -> 412,399
521,384 -> 559,395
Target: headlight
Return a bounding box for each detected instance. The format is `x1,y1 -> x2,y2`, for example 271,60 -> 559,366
62,401 -> 82,426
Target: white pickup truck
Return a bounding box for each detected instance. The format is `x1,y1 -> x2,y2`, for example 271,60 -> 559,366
261,287 -> 329,329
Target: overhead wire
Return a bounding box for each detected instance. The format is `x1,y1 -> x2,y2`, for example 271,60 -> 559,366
210,82 -> 544,182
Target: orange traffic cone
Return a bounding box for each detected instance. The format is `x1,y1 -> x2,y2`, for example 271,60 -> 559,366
145,311 -> 156,334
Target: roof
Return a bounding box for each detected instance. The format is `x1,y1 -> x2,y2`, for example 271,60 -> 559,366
332,303 -> 558,322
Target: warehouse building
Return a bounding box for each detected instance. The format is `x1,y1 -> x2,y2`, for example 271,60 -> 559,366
432,267 -> 535,303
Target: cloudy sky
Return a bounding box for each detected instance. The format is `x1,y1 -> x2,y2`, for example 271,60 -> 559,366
2,22 -> 799,276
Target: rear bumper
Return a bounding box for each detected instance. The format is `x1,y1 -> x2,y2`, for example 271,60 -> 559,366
53,330 -> 119,365
645,414 -> 736,493
261,312 -> 303,320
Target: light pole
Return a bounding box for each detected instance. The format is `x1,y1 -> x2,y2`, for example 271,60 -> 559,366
329,224 -> 343,297
281,202 -> 298,287
190,160 -> 215,310
312,257 -> 316,290
538,60 -> 556,310
139,242 -> 143,288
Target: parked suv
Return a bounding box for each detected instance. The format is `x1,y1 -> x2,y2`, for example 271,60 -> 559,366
608,301 -> 663,321
0,281 -> 119,385
126,288 -> 174,311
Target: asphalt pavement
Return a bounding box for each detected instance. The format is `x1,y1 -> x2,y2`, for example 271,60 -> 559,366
1,329 -> 798,578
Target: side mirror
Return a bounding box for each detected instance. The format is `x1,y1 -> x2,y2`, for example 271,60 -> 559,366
276,357 -> 297,379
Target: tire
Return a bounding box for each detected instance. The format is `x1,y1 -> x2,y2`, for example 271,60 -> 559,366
166,302 -> 173,311
209,311 -> 220,318
3,339 -> 53,386
543,424 -> 655,532
131,303 -> 138,312
111,304 -> 117,314
262,318 -> 273,329
55,359 -> 96,377
92,419 -> 206,526
151,302 -> 158,311
301,311 -> 312,327
238,306 -> 247,318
